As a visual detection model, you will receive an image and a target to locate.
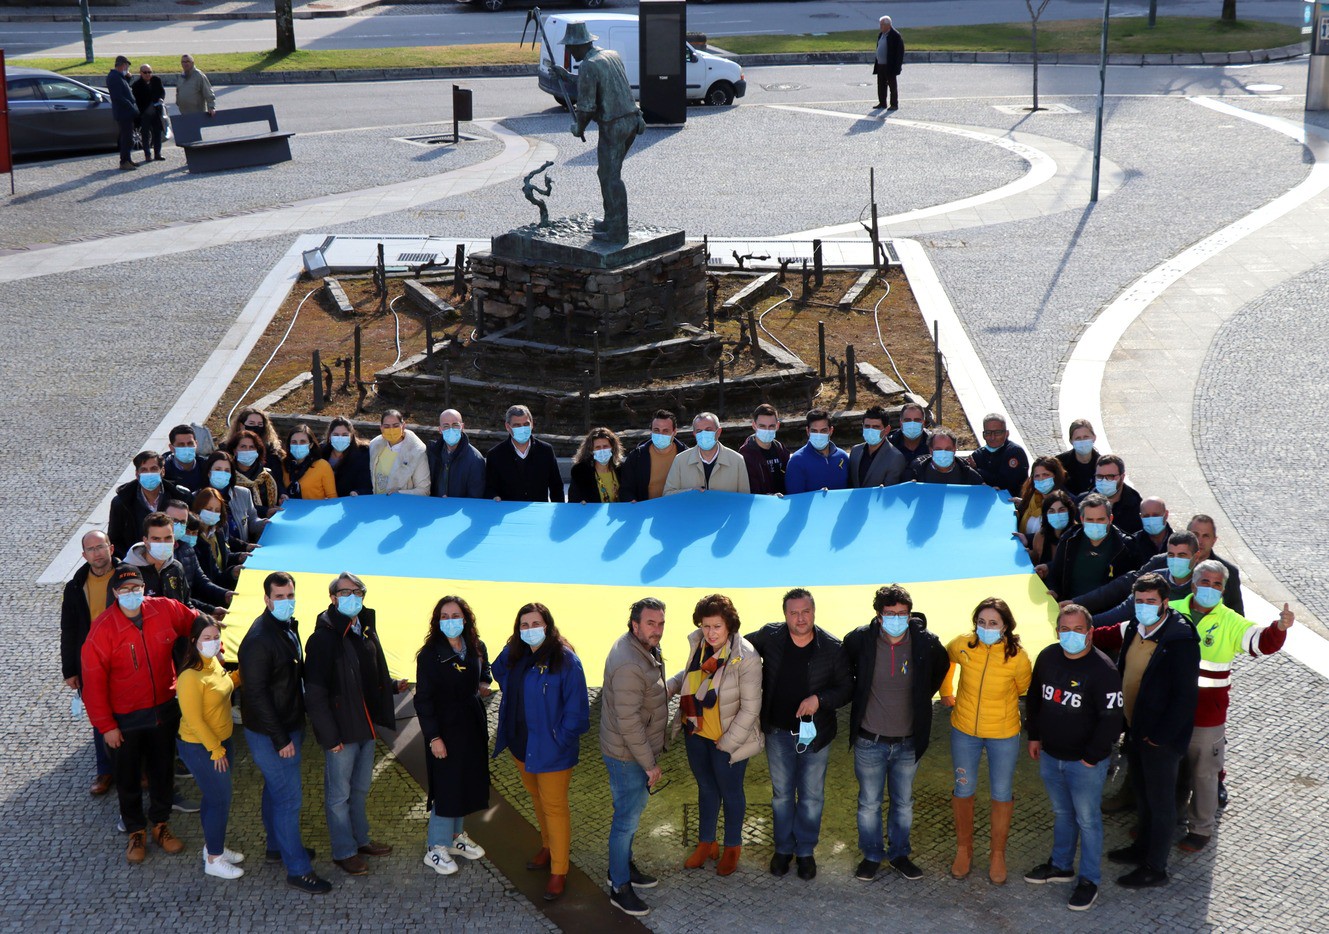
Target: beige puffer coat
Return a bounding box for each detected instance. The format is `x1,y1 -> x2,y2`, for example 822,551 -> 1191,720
600,631 -> 670,770
668,629 -> 764,764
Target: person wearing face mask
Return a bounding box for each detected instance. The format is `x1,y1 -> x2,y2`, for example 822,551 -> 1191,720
908,427 -> 983,486
322,417 -> 373,497
162,501 -> 232,619
369,409 -> 431,496
202,451 -> 262,548
305,573 -> 407,876
1099,575 -> 1198,888
1028,490 -> 1078,566
491,603 -> 590,902
785,408 -> 850,495
415,595 -> 492,878
485,405 -> 566,502
237,573 -> 332,894
887,401 -> 931,462
280,424 -> 337,502
227,407 -> 287,489
746,589 -> 853,882
81,565 -> 200,864
1023,605 -> 1123,911
226,429 -> 280,517
1075,531 -> 1199,627
109,451 -> 192,559
620,409 -> 689,502
163,426 -> 206,494
1072,454 -> 1142,535
663,412 -> 751,495
839,584 -> 947,883
1186,514 -> 1244,614
427,409 -> 485,499
1126,496 -> 1172,564
667,594 -> 763,878
1038,494 -> 1141,601
940,598 -> 1032,885
737,403 -> 791,496
191,488 -> 236,590
1016,457 -> 1068,547
967,413 -> 1029,498
848,405 -> 908,489
600,597 -> 670,916
174,616 -> 244,879
1055,418 -> 1100,497
122,511 -> 192,604
568,427 -> 625,504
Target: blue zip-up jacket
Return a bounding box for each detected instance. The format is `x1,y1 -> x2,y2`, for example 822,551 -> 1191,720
492,643 -> 590,773
784,441 -> 850,494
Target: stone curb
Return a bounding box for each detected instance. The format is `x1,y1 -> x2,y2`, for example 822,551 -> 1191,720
725,41 -> 1309,68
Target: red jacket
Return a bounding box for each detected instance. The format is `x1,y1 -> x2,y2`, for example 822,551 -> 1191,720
81,596 -> 197,734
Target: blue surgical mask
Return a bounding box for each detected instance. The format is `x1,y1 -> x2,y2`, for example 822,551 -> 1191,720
147,541 -> 173,562
983,444 -> 1002,454
174,446 -> 197,465
1167,556 -> 1192,579
235,449 -> 260,468
1083,521 -> 1108,541
182,533 -> 198,547
1194,586 -> 1222,609
172,521 -> 187,540
117,591 -> 144,613
931,449 -> 955,469
808,432 -> 830,451
271,598 -> 296,622
337,594 -> 363,617
1047,511 -> 1070,531
289,443 -> 310,461
199,509 -> 221,527
901,421 -> 923,440
977,626 -> 1002,646
1095,478 -> 1119,497
593,448 -> 613,465
1058,630 -> 1088,654
695,430 -> 717,452
441,427 -> 462,448
1033,477 -> 1055,495
139,472 -> 162,491
440,618 -> 464,639
1141,516 -> 1167,536
330,434 -> 352,452
755,428 -> 777,445
880,614 -> 909,638
797,718 -> 817,750
1134,602 -> 1161,627
209,470 -> 231,490
511,425 -> 533,444
650,433 -> 672,451
1072,438 -> 1095,457
862,427 -> 883,446
520,626 -> 546,648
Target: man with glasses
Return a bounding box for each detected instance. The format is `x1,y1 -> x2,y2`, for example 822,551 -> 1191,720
1076,454 -> 1143,535
176,53 -> 215,117
60,530 -> 120,796
130,63 -> 167,162
601,598 -> 669,917
967,412 -> 1029,499
747,589 -> 851,881
840,584 -> 949,882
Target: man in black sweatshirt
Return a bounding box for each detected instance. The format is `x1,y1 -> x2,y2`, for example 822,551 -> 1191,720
484,405 -> 565,502
1024,604 -> 1123,911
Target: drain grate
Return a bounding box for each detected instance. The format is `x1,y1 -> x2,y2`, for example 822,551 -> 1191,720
397,252 -> 438,264
762,83 -> 807,92
394,132 -> 482,147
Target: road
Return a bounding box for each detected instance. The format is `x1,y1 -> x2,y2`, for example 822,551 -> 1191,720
2,0 -> 1306,58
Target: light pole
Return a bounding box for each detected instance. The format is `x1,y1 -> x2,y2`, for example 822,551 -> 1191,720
79,0 -> 94,63
1090,0 -> 1110,202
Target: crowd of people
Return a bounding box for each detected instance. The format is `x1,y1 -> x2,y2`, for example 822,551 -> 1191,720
106,52 -> 216,171
60,399 -> 1296,916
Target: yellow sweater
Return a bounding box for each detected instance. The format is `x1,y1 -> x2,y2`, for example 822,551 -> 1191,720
177,657 -> 238,758
942,634 -> 1032,740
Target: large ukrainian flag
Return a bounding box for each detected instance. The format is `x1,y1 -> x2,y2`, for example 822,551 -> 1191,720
227,484 -> 1057,683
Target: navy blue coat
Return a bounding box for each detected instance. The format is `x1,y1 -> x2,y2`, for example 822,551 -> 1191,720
106,68 -> 137,122
428,434 -> 487,498
491,643 -> 589,773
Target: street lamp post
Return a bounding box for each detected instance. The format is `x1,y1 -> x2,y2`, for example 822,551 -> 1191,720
79,0 -> 94,64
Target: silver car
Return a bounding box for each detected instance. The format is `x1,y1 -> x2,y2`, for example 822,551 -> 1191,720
5,66 -> 170,158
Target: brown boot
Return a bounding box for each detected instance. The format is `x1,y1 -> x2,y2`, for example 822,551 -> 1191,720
543,873 -> 566,901
684,841 -> 718,869
717,845 -> 742,876
126,830 -> 147,864
988,799 -> 1014,885
525,847 -> 550,871
90,774 -> 113,796
152,822 -> 184,854
950,795 -> 974,879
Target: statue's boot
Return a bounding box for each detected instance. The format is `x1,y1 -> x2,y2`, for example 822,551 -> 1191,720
592,227 -> 628,243
592,218 -> 608,231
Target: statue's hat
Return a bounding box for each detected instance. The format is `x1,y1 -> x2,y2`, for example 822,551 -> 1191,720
558,21 -> 598,45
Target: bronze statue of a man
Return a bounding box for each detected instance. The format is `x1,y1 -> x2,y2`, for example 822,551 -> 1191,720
553,22 -> 647,243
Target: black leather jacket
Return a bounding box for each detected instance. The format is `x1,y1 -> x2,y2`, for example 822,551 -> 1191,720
238,610 -> 307,751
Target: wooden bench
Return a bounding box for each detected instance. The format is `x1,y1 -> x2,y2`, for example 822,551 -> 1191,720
172,104 -> 293,173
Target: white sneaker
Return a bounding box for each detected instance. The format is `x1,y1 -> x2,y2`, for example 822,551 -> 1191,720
203,846 -> 245,865
204,854 -> 245,880
447,832 -> 485,861
423,845 -> 459,875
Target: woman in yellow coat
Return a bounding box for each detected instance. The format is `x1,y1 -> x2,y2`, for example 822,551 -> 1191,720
941,597 -> 1032,885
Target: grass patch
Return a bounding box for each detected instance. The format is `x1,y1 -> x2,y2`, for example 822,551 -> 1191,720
715,17 -> 1302,55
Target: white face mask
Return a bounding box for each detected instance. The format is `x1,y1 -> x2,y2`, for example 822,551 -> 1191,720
199,639 -> 222,659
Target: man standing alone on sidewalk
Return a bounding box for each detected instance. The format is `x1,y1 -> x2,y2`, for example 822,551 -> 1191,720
106,55 -> 138,170
874,17 -> 904,111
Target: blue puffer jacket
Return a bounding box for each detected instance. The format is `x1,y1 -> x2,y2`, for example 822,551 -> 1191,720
492,643 -> 590,773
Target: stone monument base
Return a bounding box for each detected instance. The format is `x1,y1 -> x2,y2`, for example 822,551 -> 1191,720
489,214 -> 686,271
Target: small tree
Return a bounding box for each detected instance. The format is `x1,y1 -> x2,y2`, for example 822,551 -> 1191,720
1221,0 -> 1236,23
275,0 -> 296,53
1026,0 -> 1053,112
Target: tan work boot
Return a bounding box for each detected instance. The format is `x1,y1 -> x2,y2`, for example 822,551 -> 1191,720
988,799 -> 1014,884
153,822 -> 184,854
950,795 -> 974,879
126,830 -> 147,864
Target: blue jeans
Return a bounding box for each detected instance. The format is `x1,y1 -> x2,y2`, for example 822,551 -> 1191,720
177,737 -> 234,857
684,733 -> 748,847
1039,753 -> 1109,885
93,728 -> 111,776
427,814 -> 465,850
853,735 -> 918,862
603,755 -> 650,888
950,728 -> 1019,802
244,727 -> 312,876
766,729 -> 830,858
325,738 -> 376,860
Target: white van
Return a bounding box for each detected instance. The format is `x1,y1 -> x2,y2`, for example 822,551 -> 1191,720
537,13 -> 747,107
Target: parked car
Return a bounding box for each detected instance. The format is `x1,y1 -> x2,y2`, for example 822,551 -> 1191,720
4,66 -> 170,159
538,13 -> 746,106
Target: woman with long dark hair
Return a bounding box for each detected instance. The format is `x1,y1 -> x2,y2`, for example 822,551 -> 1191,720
225,428 -> 280,517
491,602 -> 590,902
323,416 -> 373,497
280,424 -> 336,502
416,595 -> 492,876
1015,456 -> 1067,543
1029,490 -> 1079,567
567,426 -> 624,504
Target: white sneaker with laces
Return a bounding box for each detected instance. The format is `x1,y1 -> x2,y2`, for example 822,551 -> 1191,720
204,846 -> 246,865
204,854 -> 245,880
424,846 -> 459,875
447,832 -> 485,861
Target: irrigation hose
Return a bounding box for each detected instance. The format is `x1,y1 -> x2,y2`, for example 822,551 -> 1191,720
756,288 -> 797,356
225,287 -> 320,427
388,294 -> 404,368
872,279 -> 917,397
